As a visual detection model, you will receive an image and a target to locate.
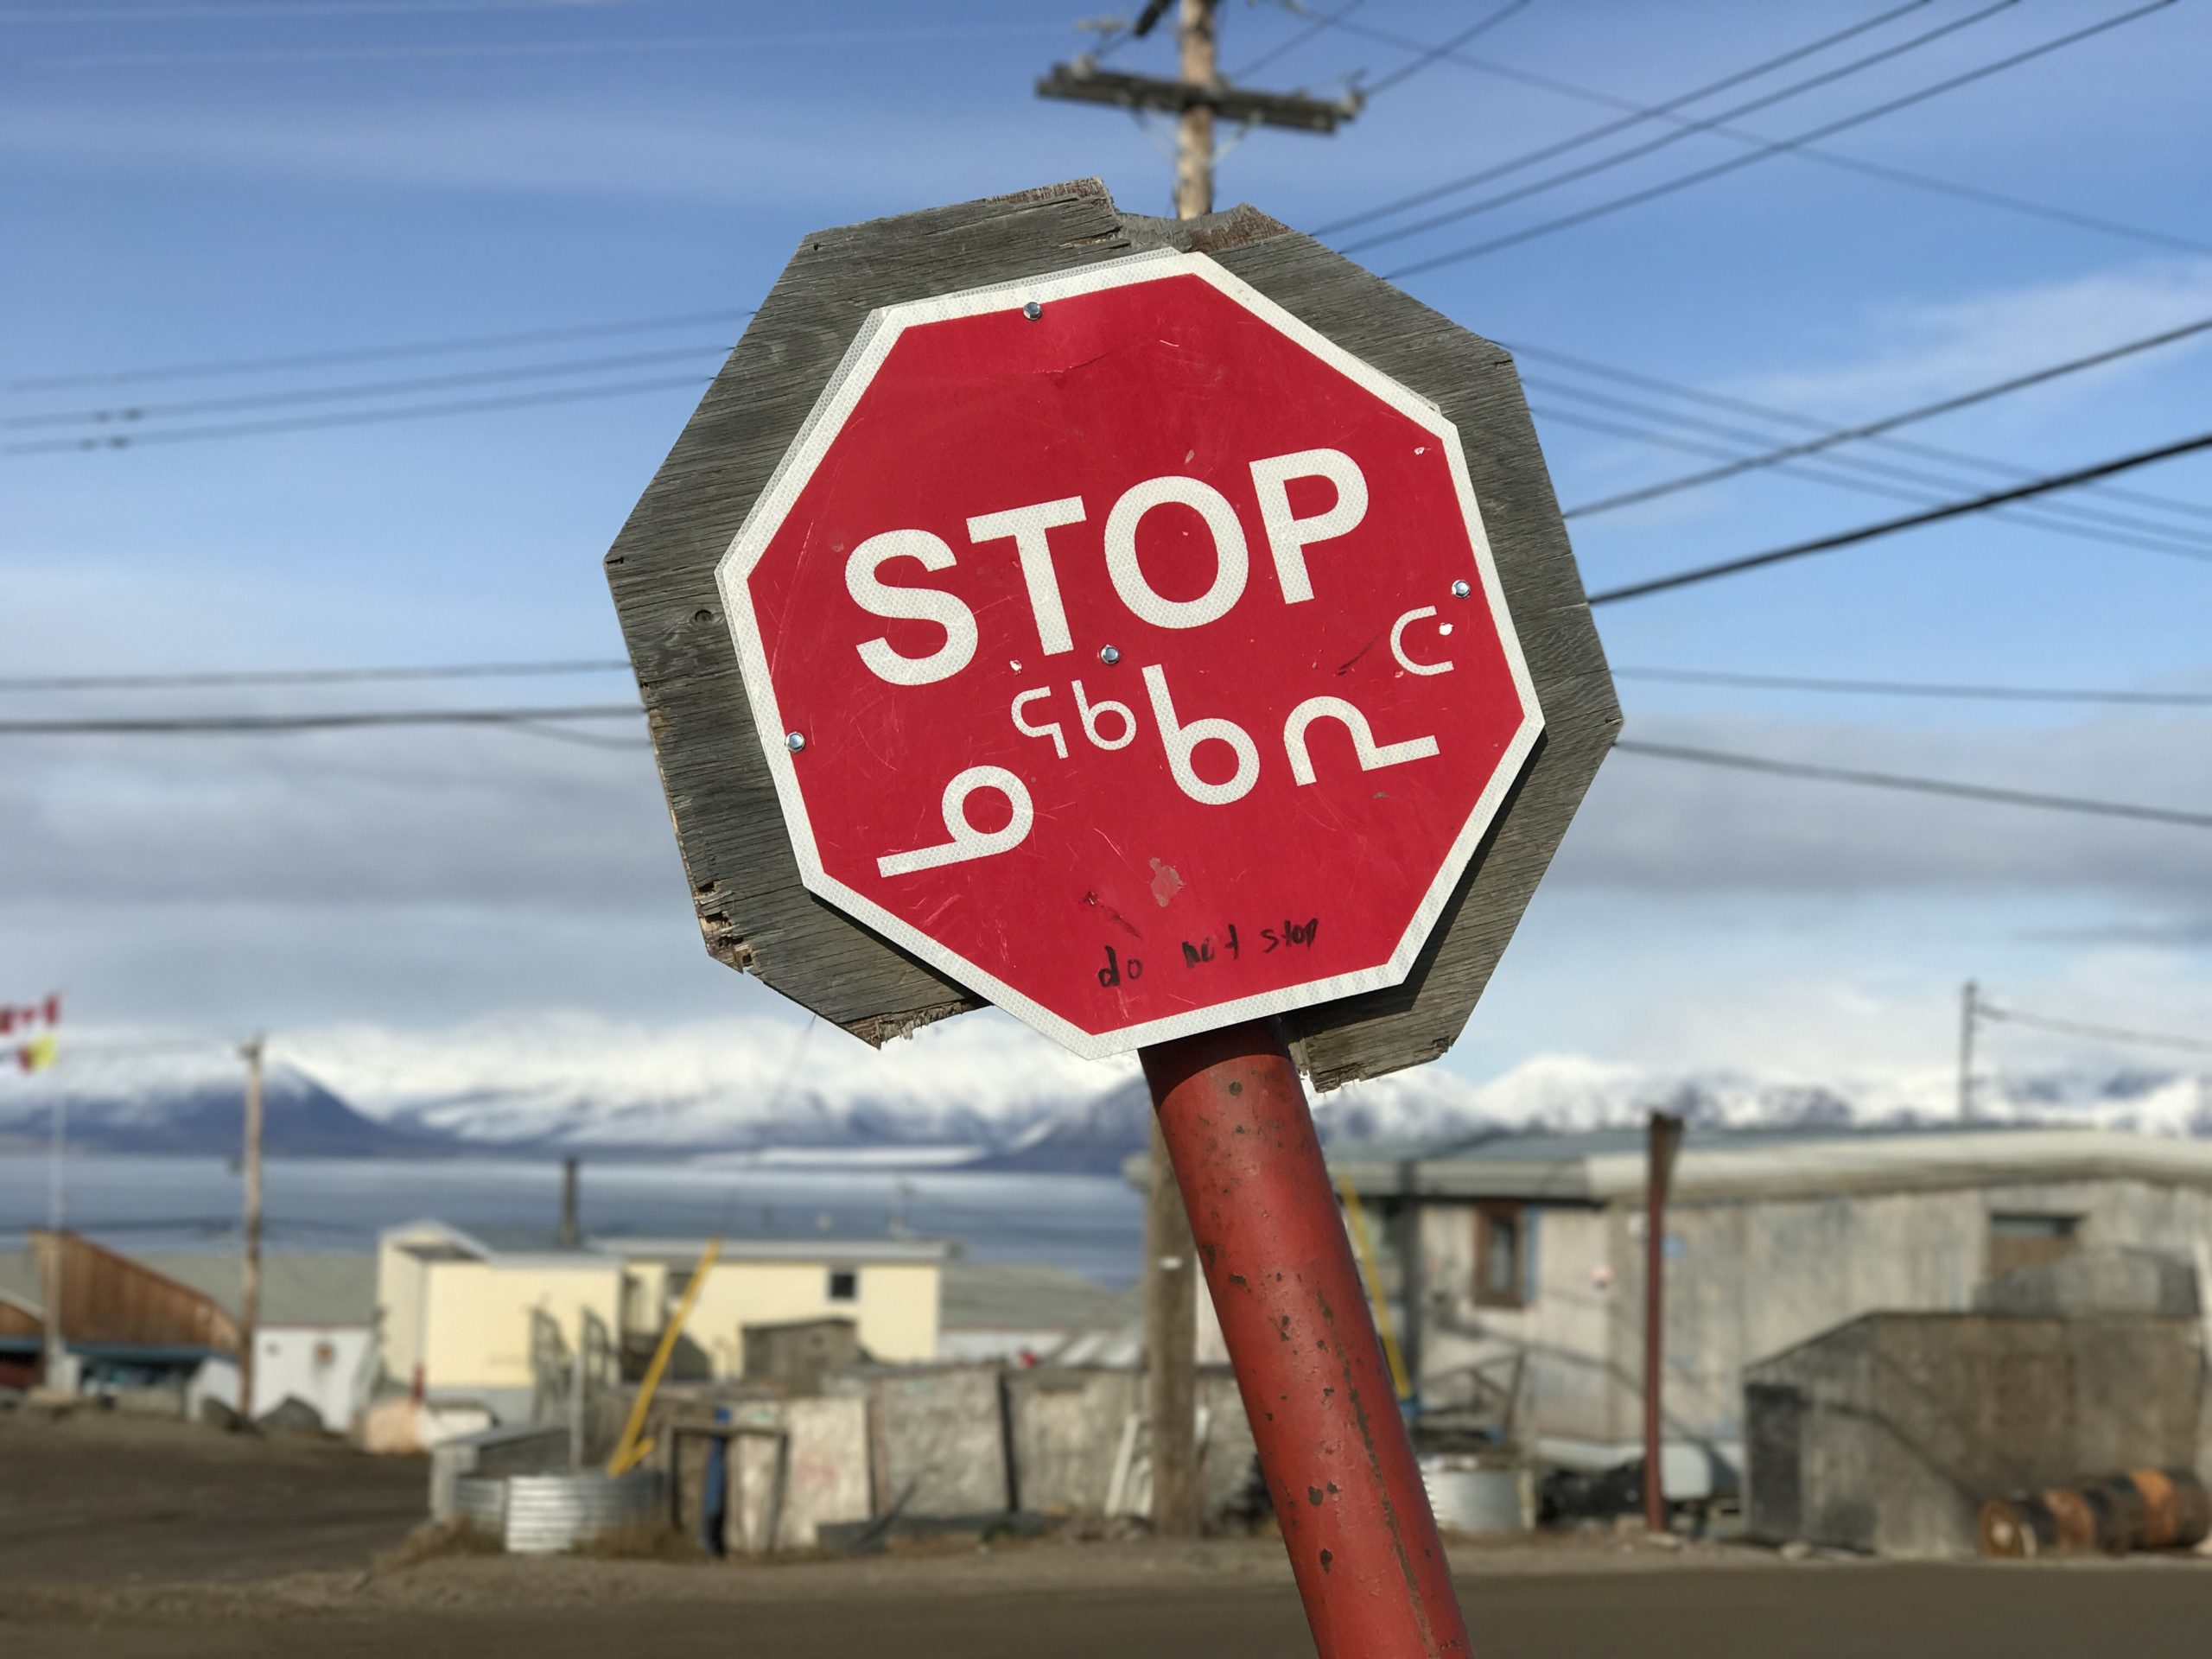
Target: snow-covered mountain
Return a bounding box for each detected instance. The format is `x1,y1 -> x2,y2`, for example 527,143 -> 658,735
3,1014 -> 2206,1166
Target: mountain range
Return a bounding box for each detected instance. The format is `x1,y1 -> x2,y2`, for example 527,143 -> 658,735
3,1015 -> 2205,1171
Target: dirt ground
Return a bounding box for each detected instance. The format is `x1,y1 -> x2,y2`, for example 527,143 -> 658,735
0,1404 -> 425,1585
5,1405 -> 2211,1656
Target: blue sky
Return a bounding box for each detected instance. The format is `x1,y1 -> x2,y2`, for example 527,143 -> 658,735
3,0 -> 2209,1100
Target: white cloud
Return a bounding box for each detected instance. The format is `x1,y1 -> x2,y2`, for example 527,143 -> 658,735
1733,257 -> 2212,422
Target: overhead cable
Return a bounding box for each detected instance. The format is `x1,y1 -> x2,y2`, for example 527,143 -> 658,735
4,344 -> 732,432
1316,14 -> 2207,257
1587,428 -> 2212,605
1230,0 -> 1371,82
35,22 -> 1071,70
9,308 -> 753,395
4,374 -> 710,455
1344,0 -> 2019,255
1315,0 -> 1935,236
1612,667 -> 2212,708
0,659 -> 632,694
1564,312 -> 2212,518
1508,339 -> 2212,524
0,705 -> 645,735
1612,740 -> 2212,831
1526,396 -> 2212,564
1381,0 -> 2183,278
1355,0 -> 1531,99
1976,1002 -> 2212,1058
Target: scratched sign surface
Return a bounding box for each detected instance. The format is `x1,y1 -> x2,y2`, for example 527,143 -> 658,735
720,250 -> 1541,1058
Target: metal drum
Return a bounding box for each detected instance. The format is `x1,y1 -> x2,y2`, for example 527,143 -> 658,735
1977,1496 -> 2057,1559
452,1471 -> 666,1554
2038,1487 -> 2098,1552
2171,1469 -> 2212,1548
1420,1460 -> 1530,1535
1981,1471 -> 2210,1558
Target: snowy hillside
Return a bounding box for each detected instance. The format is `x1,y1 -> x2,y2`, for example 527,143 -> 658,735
3,1014 -> 2204,1164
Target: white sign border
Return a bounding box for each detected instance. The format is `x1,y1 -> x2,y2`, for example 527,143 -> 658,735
715,248 -> 1544,1061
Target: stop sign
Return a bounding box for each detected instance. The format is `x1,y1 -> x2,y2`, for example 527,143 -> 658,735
718,250 -> 1541,1058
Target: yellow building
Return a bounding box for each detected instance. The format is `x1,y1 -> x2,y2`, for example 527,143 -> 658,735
375,1223 -> 946,1418
615,1238 -> 946,1376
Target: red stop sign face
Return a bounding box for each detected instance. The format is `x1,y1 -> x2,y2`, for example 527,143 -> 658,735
721,251 -> 1541,1058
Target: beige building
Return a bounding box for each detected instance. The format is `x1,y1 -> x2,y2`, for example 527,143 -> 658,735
616,1237 -> 946,1377
375,1222 -> 947,1419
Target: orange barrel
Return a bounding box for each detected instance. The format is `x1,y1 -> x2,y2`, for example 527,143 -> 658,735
2127,1468 -> 2181,1549
2039,1486 -> 2100,1553
1979,1496 -> 2056,1560
2170,1470 -> 2211,1549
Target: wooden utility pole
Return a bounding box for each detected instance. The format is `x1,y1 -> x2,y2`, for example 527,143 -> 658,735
1643,1111 -> 1685,1534
1040,0 -> 1360,1546
238,1034 -> 265,1424
1957,979 -> 1979,1122
43,1096 -> 67,1389
559,1155 -> 582,1248
1143,0 -> 1217,1544
1172,0 -> 1217,219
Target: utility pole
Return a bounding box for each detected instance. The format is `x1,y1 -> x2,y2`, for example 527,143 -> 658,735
238,1034 -> 265,1425
1040,0 -> 1359,1546
1172,0 -> 1217,219
559,1156 -> 582,1249
43,1097 -> 67,1390
1957,979 -> 1979,1122
1643,1110 -> 1685,1535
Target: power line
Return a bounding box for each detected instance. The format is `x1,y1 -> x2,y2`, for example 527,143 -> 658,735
1316,13 -> 2207,259
1506,338 -> 2212,526
1565,311 -> 2212,518
1230,0 -> 1370,82
8,308 -> 752,395
1588,427 -> 2212,605
0,704 -> 645,736
3,373 -> 710,456
1613,667 -> 2212,708
4,342 -> 731,432
1612,740 -> 2212,831
1382,0 -> 2183,279
1316,0 -> 1934,237
1344,0 -> 2018,255
36,22 -> 1071,70
1525,391 -> 2212,564
0,658 -> 631,694
1356,0 -> 1530,99
3,1 -> 639,16
1977,1002 -> 2212,1058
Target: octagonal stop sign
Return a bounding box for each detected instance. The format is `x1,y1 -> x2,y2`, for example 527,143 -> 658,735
723,251 -> 1538,1058
607,181 -> 1618,1081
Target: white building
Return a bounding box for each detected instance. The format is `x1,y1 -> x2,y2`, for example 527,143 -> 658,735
156,1253 -> 380,1431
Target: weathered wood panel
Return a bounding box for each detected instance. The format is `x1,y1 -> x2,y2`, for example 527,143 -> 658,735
29,1231 -> 241,1351
605,179 -> 1618,1082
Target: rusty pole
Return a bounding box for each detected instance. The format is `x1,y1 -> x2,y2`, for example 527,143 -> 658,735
1143,1020 -> 1468,1659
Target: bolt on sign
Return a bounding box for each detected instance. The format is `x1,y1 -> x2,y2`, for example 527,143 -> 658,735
607,181 -> 1618,1083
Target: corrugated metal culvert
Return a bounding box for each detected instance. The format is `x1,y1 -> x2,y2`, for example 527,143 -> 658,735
453,1471 -> 665,1554
1420,1459 -> 1532,1535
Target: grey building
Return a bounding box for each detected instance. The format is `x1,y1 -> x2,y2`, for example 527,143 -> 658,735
1331,1124 -> 2212,1493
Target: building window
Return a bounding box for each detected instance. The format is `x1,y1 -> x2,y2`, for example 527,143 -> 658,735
1987,1212 -> 2082,1278
1474,1201 -> 1528,1309
827,1268 -> 859,1303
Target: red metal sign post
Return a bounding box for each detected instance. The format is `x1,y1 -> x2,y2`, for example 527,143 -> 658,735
1147,1019 -> 1469,1657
